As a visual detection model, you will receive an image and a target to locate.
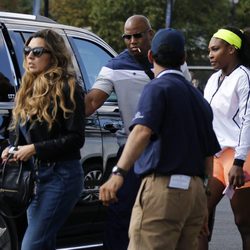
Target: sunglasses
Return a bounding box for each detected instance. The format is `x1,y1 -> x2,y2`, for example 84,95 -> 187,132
23,46 -> 50,57
122,30 -> 149,40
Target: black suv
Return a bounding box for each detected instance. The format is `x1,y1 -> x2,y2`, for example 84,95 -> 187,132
0,11 -> 122,249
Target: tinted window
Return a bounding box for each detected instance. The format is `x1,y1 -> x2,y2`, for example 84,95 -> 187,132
0,32 -> 17,91
0,31 -> 16,153
70,38 -> 112,91
7,30 -> 28,77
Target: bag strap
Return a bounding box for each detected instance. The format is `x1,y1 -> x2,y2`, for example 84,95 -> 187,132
19,122 -> 32,144
14,124 -> 19,148
142,66 -> 154,80
133,55 -> 154,80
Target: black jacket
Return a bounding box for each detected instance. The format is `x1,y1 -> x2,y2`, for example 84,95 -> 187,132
10,83 -> 85,162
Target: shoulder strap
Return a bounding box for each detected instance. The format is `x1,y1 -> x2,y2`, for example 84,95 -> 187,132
143,67 -> 154,80
133,56 -> 154,80
19,121 -> 32,145
14,125 -> 19,148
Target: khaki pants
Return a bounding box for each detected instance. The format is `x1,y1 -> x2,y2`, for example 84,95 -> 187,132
128,174 -> 207,250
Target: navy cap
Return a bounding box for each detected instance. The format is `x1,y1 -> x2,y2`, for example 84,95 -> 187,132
151,28 -> 185,56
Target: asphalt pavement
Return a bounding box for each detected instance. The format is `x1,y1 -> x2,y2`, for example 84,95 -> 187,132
209,196 -> 242,250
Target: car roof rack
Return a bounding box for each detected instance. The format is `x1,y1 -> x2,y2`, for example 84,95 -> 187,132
0,11 -> 56,23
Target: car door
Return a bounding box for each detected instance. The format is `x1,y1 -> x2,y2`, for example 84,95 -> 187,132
0,28 -> 17,156
0,26 -> 20,250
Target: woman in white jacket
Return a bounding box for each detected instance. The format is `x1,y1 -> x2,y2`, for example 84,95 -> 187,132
199,26 -> 250,250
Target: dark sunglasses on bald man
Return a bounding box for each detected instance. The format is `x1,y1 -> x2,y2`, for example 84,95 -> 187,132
122,30 -> 150,40
23,46 -> 50,57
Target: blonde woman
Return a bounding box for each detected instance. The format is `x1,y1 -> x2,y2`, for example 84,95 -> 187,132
1,29 -> 85,250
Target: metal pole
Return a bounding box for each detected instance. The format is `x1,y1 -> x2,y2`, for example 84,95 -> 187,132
230,0 -> 235,25
32,0 -> 41,16
44,0 -> 49,17
166,0 -> 173,28
230,0 -> 239,25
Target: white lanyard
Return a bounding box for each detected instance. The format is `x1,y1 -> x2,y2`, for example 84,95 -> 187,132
157,69 -> 184,78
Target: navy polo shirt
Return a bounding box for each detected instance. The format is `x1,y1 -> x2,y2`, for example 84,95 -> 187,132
130,70 -> 220,177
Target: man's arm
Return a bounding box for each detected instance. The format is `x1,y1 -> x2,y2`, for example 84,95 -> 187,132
99,124 -> 152,206
85,89 -> 109,116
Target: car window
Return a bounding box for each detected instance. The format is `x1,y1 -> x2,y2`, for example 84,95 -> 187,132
0,31 -> 16,152
18,32 -> 32,77
70,38 -> 112,91
69,38 -> 118,103
0,31 -> 18,91
6,30 -> 28,77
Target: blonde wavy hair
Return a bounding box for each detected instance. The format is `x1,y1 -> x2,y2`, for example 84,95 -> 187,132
11,29 -> 77,130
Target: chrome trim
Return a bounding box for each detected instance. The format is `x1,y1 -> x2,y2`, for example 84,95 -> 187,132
57,243 -> 103,250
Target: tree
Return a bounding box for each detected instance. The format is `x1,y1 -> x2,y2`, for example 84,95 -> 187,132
235,0 -> 250,29
0,0 -> 32,13
1,0 -> 250,65
88,0 -> 167,53
87,0 -> 232,64
49,0 -> 91,28
172,0 -> 230,64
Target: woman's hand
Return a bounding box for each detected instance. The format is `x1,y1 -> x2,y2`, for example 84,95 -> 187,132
12,144 -> 36,162
228,165 -> 245,188
1,146 -> 10,161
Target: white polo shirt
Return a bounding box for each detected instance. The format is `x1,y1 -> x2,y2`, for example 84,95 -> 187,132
93,49 -> 191,136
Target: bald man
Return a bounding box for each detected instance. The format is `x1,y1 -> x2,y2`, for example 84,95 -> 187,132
85,15 -> 191,250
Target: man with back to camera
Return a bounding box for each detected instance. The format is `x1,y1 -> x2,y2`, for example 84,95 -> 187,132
99,28 -> 221,250
85,15 -> 192,250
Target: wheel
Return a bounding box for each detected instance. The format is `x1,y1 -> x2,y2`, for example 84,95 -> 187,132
0,211 -> 18,250
81,163 -> 103,203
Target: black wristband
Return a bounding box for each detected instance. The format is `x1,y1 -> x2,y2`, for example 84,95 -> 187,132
112,165 -> 128,178
233,159 -> 244,168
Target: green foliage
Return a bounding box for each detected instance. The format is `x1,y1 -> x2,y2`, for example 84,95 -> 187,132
236,0 -> 250,29
172,0 -> 231,64
49,0 -> 91,27
0,0 -> 249,65
88,0 -> 168,53
90,0 -> 137,52
0,0 -> 32,13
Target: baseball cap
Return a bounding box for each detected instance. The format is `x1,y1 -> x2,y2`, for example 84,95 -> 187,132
151,28 -> 185,56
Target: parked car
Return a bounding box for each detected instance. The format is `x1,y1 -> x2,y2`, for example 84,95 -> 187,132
0,11 -> 122,249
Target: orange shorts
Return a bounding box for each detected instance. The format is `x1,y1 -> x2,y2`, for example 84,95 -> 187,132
213,148 -> 250,188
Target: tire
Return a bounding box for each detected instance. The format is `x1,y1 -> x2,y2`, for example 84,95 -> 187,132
80,163 -> 103,203
0,210 -> 18,250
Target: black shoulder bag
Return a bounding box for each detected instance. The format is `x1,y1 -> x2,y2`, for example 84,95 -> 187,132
0,126 -> 35,218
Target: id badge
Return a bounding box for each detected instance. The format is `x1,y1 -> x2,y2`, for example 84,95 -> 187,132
168,175 -> 191,190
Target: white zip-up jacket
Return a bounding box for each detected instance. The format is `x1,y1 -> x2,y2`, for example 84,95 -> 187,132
204,65 -> 250,162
